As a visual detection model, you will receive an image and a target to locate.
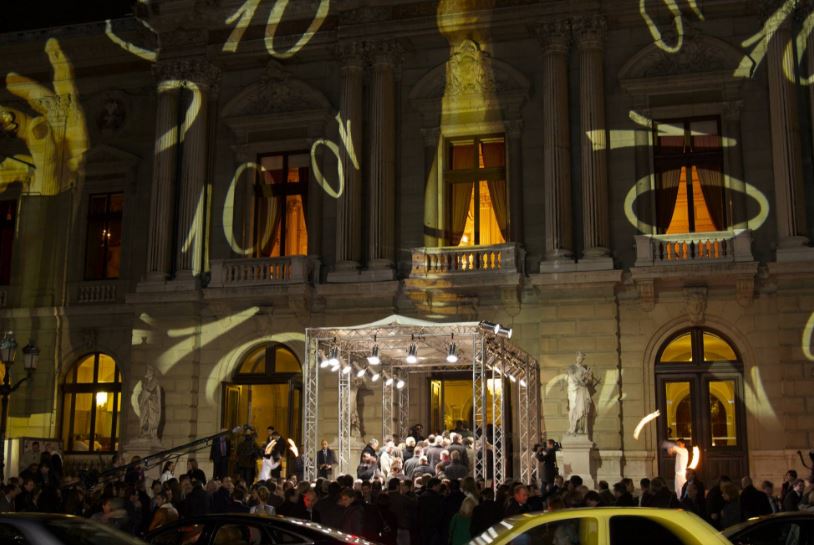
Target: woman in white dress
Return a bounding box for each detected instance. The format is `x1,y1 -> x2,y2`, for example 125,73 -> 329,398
160,461 -> 175,483
259,438 -> 278,481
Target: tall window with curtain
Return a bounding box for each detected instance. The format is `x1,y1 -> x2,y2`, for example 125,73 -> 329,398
61,353 -> 122,453
254,152 -> 309,257
653,118 -> 725,234
84,192 -> 123,280
445,135 -> 508,246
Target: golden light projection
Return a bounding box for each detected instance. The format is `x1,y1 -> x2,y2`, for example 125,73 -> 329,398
633,410 -> 661,440
734,0 -> 796,79
803,311 -> 814,361
310,112 -> 359,199
612,110 -> 770,234
0,38 -> 88,195
639,0 -> 704,54
223,0 -> 330,59
224,162 -> 266,255
104,18 -> 157,62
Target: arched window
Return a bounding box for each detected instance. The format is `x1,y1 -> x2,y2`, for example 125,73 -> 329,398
61,353 -> 122,453
655,327 -> 747,483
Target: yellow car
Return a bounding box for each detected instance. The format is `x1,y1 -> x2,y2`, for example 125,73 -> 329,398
468,507 -> 732,545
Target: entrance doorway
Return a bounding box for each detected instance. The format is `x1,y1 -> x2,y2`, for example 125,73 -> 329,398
222,343 -> 302,476
655,328 -> 747,487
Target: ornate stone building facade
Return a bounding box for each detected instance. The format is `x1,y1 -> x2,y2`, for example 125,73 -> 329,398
0,0 -> 813,487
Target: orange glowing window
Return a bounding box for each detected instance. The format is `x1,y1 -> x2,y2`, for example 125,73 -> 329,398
84,192 -> 123,280
255,152 -> 309,257
654,119 -> 725,234
445,136 -> 507,247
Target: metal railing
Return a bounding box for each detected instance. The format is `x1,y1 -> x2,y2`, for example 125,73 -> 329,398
76,281 -> 118,303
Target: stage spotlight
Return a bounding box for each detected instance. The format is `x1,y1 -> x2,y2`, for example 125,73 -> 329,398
323,344 -> 339,368
396,378 -> 405,389
367,344 -> 381,365
341,364 -> 352,375
406,339 -> 418,364
330,362 -> 340,372
496,324 -> 513,338
508,374 -> 517,383
519,378 -> 527,387
385,375 -> 394,386
356,365 -> 367,378
479,320 -> 499,334
446,343 -> 458,363
371,371 -> 380,382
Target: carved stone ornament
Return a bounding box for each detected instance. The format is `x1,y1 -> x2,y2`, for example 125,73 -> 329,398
446,39 -> 496,97
736,277 -> 755,307
535,18 -> 571,54
684,287 -> 708,325
96,96 -> 127,134
221,60 -> 331,118
153,58 -> 221,88
637,279 -> 656,312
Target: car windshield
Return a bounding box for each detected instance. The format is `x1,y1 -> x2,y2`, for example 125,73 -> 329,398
469,517 -> 525,545
44,518 -> 147,545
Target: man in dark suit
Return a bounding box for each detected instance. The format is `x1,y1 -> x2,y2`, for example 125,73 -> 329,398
209,430 -> 231,480
417,478 -> 444,545
740,476 -> 772,519
317,439 -> 337,479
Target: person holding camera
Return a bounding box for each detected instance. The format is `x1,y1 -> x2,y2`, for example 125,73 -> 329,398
535,439 -> 560,492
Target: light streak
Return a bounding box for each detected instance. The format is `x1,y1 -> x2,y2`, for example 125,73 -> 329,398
633,410 -> 661,440
223,0 -> 262,53
735,0 -> 795,79
639,0 -> 703,54
265,0 -> 330,59
223,162 -> 270,255
104,19 -> 157,62
803,311 -> 814,361
789,10 -> 814,85
310,114 -> 360,199
688,445 -> 700,469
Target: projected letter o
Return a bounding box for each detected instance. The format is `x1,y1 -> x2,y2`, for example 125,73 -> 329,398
310,138 -> 344,199
223,162 -> 268,255
623,174 -> 770,233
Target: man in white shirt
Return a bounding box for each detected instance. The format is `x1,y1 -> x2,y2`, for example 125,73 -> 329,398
664,439 -> 689,499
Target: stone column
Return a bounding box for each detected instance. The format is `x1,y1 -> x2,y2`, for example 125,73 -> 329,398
538,19 -> 573,270
367,41 -> 400,276
770,12 -> 810,256
146,67 -> 181,282
722,100 -> 747,230
506,120 -> 524,245
174,60 -> 220,280
575,15 -> 612,268
334,42 -> 365,272
422,127 -> 441,248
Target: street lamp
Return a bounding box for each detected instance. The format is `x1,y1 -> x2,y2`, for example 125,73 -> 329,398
0,332 -> 38,482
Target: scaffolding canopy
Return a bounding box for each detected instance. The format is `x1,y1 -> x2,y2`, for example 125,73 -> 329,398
303,315 -> 541,485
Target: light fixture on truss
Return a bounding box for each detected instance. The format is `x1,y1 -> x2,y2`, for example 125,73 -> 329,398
355,363 -> 367,378
446,334 -> 458,363
479,320 -> 512,338
406,335 -> 418,364
320,340 -> 339,368
396,376 -> 405,389
384,374 -> 394,386
367,336 -> 381,365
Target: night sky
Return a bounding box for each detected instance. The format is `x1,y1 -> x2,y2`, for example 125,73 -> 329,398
0,0 -> 135,33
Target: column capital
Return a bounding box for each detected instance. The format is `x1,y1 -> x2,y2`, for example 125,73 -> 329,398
535,18 -> 571,55
153,57 -> 221,89
722,101 -> 744,121
505,119 -> 523,139
364,39 -> 405,68
335,40 -> 366,70
572,14 -> 606,50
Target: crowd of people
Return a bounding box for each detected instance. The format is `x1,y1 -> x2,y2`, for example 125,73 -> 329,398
1,431 -> 813,545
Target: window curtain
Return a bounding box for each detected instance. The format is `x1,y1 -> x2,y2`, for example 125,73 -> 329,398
656,166 -> 682,233
695,163 -> 725,231
255,195 -> 281,256
449,183 -> 473,246
481,142 -> 509,240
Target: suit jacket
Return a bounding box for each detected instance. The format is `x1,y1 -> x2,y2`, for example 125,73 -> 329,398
317,448 -> 337,476
210,436 -> 231,461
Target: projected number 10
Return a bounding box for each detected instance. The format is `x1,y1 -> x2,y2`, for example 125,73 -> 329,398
224,112 -> 359,255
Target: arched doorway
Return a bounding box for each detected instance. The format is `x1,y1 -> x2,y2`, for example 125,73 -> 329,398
221,343 -> 302,476
655,328 -> 747,486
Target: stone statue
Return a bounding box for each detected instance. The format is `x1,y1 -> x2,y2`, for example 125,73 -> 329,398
138,365 -> 162,440
349,377 -> 365,438
566,351 -> 597,436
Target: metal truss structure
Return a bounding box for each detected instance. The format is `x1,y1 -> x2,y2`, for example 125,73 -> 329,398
303,315 -> 540,485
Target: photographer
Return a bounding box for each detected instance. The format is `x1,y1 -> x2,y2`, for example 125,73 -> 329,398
535,439 -> 560,492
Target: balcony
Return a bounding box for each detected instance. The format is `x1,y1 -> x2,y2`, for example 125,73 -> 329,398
634,229 -> 753,267
209,256 -> 316,288
73,281 -> 118,304
410,243 -> 525,277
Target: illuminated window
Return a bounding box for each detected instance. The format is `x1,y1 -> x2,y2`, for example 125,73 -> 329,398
653,118 -> 725,234
84,193 -> 123,280
658,328 -> 739,364
61,353 -> 121,453
0,201 -> 15,285
445,136 -> 507,246
255,152 -> 308,257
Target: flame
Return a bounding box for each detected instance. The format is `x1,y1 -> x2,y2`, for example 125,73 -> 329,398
688,446 -> 701,469
633,410 -> 661,440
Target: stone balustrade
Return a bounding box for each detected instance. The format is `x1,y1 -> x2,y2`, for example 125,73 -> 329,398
76,281 -> 118,303
209,256 -> 315,287
411,243 -> 525,276
635,229 -> 753,266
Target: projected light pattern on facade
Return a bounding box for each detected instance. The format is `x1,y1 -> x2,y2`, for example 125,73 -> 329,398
0,38 -> 87,195
639,0 -> 704,54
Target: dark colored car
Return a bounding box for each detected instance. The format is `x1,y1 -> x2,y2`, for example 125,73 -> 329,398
0,513 -> 147,545
144,513 -> 380,545
723,512 -> 814,545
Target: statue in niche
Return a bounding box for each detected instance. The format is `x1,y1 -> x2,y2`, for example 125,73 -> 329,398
566,352 -> 598,436
138,365 -> 163,440
349,377 -> 365,438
